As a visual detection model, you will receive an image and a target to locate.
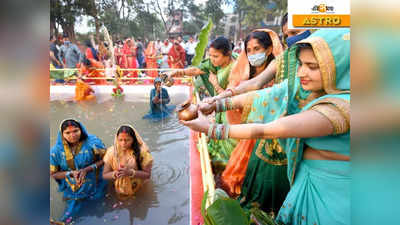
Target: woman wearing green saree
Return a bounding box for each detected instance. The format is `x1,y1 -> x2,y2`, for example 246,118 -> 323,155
181,29 -> 350,224
168,36 -> 238,166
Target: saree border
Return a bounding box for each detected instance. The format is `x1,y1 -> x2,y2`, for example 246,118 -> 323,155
298,37 -> 350,95
255,139 -> 288,166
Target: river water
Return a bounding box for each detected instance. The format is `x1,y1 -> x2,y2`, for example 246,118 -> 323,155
50,90 -> 190,225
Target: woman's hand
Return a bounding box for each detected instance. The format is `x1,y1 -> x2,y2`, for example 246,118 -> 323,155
153,96 -> 160,104
77,169 -> 87,185
179,110 -> 210,133
116,167 -> 133,178
202,96 -> 217,104
165,70 -> 182,79
70,170 -> 80,182
198,102 -> 215,115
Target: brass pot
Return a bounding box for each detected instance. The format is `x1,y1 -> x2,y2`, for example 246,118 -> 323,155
177,99 -> 198,121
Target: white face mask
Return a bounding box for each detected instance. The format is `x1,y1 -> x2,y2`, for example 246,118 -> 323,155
247,52 -> 267,67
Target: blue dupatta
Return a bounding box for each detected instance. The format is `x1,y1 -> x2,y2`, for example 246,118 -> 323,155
50,119 -> 107,221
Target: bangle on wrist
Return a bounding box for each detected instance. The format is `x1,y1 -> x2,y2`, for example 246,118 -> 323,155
224,124 -> 230,140
226,97 -> 234,111
112,171 -> 117,179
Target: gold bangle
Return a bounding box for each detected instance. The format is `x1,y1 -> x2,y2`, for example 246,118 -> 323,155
112,171 -> 117,180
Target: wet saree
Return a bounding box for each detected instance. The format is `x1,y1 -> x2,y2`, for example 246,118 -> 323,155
74,80 -> 95,101
50,120 -> 107,222
103,125 -> 153,200
143,87 -> 176,121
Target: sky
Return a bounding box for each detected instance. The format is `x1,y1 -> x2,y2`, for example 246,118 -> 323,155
75,0 -> 234,34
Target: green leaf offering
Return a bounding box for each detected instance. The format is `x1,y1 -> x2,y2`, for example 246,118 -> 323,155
206,198 -> 250,225
191,18 -> 213,67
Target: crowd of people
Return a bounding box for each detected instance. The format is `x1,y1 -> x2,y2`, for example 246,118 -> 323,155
49,33 -> 206,85
51,11 -> 350,225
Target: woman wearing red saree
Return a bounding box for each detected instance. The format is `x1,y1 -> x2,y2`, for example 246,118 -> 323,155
121,38 -> 138,84
168,41 -> 186,69
81,40 -> 107,85
145,41 -> 159,78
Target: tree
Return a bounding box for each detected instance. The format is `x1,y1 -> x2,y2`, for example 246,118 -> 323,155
50,0 -> 83,41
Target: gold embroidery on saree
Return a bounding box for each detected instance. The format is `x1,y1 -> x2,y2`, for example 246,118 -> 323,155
50,165 -> 59,173
310,97 -> 350,133
311,103 -> 349,134
290,139 -> 301,185
298,37 -> 350,95
255,140 -> 287,166
241,92 -> 256,123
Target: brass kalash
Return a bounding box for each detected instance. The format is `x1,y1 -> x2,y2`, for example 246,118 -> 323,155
159,73 -> 199,121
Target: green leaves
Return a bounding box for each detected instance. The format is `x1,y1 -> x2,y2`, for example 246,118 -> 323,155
201,189 -> 250,225
249,207 -> 277,225
191,18 -> 213,67
206,198 -> 250,225
201,190 -> 284,225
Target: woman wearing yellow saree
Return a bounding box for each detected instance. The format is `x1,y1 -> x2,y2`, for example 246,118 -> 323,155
182,29 -> 350,224
74,77 -> 96,102
102,125 -> 153,200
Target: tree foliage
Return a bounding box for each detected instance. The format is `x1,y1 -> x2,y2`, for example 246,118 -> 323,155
51,0 -> 229,41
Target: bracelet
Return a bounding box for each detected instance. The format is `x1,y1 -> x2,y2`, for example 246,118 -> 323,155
112,171 -> 117,180
221,99 -> 226,112
216,99 -> 226,113
224,124 -> 230,140
207,124 -> 214,138
66,171 -> 71,178
130,169 -> 136,178
220,124 -> 225,140
215,99 -> 221,113
215,124 -> 222,140
226,97 -> 234,111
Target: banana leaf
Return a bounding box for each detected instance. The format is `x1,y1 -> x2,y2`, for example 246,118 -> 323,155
206,198 -> 250,225
191,18 -> 213,98
201,190 -> 215,225
191,18 -> 213,67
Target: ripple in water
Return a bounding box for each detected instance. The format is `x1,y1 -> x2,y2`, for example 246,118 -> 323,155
152,161 -> 184,187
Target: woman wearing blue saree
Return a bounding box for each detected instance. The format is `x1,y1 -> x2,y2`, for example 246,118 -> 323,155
181,29 -> 350,224
143,77 -> 175,121
50,119 -> 108,222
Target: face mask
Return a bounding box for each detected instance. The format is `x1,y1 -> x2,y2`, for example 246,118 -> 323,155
247,52 -> 267,67
286,30 -> 311,47
64,41 -> 71,45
